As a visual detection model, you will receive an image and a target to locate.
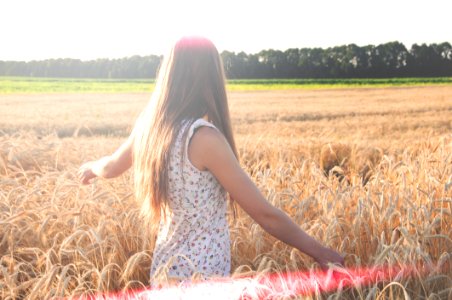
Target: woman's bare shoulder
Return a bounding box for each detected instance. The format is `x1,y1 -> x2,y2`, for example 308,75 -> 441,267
188,126 -> 231,171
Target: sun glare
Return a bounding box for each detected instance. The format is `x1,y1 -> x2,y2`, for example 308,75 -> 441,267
1,0 -> 450,61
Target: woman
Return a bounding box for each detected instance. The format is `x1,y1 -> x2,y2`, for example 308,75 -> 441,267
78,36 -> 344,284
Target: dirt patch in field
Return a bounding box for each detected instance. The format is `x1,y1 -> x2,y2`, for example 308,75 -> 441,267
1,86 -> 451,142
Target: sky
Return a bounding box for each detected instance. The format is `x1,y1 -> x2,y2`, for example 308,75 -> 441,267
1,0 -> 451,61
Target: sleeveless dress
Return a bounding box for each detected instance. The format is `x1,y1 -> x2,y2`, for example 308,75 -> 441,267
150,118 -> 231,281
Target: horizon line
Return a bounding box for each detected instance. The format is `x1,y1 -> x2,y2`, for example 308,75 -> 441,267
2,40 -> 451,63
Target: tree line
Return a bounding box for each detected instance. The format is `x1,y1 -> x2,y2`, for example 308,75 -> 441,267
1,41 -> 451,79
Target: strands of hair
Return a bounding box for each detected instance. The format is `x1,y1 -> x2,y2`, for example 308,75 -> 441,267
133,36 -> 238,230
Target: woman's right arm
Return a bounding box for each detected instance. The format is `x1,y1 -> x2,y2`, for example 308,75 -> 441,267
78,134 -> 134,184
189,127 -> 344,268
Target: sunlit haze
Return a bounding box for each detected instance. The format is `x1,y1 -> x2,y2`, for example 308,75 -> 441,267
1,0 -> 451,61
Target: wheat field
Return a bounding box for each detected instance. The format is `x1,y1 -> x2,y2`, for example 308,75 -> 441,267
1,86 -> 451,299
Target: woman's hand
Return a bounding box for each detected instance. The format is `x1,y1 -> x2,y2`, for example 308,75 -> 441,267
313,246 -> 344,270
77,135 -> 134,183
78,161 -> 98,185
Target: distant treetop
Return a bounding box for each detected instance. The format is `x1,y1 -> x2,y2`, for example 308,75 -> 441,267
1,42 -> 451,78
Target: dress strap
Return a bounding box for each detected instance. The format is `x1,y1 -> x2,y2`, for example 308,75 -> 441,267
184,119 -> 217,152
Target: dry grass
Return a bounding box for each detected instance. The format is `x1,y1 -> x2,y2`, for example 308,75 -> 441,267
319,143 -> 384,184
1,86 -> 451,299
319,143 -> 352,179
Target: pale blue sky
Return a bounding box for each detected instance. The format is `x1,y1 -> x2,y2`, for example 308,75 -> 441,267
1,0 -> 451,61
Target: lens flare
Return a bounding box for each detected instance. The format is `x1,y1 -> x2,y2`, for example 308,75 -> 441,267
73,264 -> 423,300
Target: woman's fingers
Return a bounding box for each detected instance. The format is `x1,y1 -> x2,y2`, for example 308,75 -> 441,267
83,170 -> 95,184
78,162 -> 96,185
314,247 -> 345,270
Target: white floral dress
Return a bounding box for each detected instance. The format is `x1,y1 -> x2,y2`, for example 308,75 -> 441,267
150,118 -> 231,281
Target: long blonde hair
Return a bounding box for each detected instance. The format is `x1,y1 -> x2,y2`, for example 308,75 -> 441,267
133,36 -> 237,229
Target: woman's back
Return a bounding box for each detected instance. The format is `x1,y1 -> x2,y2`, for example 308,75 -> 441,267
150,118 -> 231,280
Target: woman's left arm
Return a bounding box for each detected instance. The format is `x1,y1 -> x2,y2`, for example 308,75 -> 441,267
189,127 -> 344,269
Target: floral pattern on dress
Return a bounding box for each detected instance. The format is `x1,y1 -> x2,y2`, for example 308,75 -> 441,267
150,118 -> 231,281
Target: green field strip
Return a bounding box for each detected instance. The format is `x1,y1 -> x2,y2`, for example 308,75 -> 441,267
1,77 -> 451,94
